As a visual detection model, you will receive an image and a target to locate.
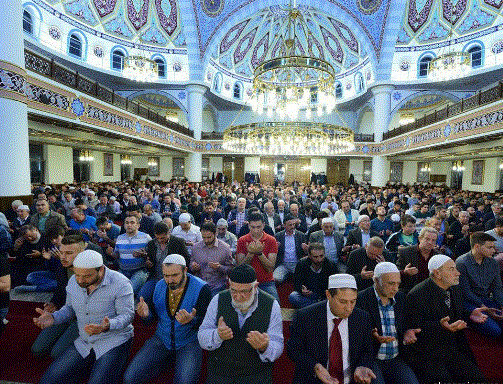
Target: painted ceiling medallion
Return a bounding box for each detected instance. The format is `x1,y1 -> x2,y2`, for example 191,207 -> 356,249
127,0 -> 150,30
356,0 -> 383,15
202,0 -> 225,17
93,0 -> 118,18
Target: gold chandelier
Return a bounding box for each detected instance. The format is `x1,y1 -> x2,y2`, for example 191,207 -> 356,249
249,5 -> 336,119
123,56 -> 158,83
222,122 -> 355,156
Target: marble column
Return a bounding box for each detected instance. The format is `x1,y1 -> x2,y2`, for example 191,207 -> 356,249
370,85 -> 393,187
185,84 -> 207,182
0,0 -> 31,208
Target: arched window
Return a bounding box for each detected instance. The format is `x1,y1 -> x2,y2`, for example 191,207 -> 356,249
213,73 -> 222,92
418,55 -> 433,77
68,33 -> 82,58
468,45 -> 482,68
233,82 -> 242,99
23,10 -> 33,35
355,73 -> 364,94
112,50 -> 125,70
335,82 -> 342,99
155,58 -> 165,78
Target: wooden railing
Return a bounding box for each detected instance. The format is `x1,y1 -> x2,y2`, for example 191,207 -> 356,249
383,81 -> 503,141
24,49 -> 194,138
201,132 -> 375,142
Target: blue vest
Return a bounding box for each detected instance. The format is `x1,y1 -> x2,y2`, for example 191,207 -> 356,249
153,273 -> 207,350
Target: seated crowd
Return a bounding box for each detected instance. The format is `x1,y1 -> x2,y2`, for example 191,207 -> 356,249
0,179 -> 502,384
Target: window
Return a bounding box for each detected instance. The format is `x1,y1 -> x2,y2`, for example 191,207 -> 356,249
155,58 -> 165,78
213,73 -> 222,92
233,82 -> 242,99
468,45 -> 482,68
335,83 -> 342,99
69,34 -> 82,58
418,56 -> 432,77
112,50 -> 125,70
355,73 -> 364,94
23,10 -> 33,35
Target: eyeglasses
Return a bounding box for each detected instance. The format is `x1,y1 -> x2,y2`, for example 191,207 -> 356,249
230,287 -> 253,296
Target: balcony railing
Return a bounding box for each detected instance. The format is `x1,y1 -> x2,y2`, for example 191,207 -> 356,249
383,81 -> 503,141
24,49 -> 194,138
201,132 -> 375,142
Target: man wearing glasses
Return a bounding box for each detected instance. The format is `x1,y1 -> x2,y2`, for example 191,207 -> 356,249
198,264 -> 284,384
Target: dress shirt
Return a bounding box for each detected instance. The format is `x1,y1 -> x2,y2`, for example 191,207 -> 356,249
283,233 -> 297,264
326,301 -> 350,384
52,267 -> 134,359
235,211 -> 246,235
198,291 -> 284,362
361,231 -> 371,247
266,215 -> 276,234
171,224 -> 203,255
190,239 -> 234,289
373,288 -> 398,360
324,235 -> 338,262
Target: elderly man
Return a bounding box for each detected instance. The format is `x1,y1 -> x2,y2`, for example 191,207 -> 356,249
346,237 -> 393,291
124,254 -> 211,384
287,274 -> 376,384
143,204 -> 162,224
236,213 -> 279,301
172,212 -> 203,256
309,217 -> 345,270
191,222 -> 234,296
11,225 -> 45,288
456,232 -> 503,338
289,243 -> 338,308
68,208 -> 98,242
263,201 -> 282,234
30,199 -> 66,235
344,215 -> 379,253
111,213 -> 152,295
139,220 -> 189,302
276,199 -> 288,224
274,214 -> 307,284
356,262 -> 419,384
11,204 -> 31,235
289,203 -> 308,233
198,264 -> 284,384
396,226 -> 439,293
334,200 -> 360,236
320,195 -> 338,217
447,210 -> 470,249
35,250 -> 134,384
227,197 -> 248,235
216,218 -> 237,255
405,255 -> 487,383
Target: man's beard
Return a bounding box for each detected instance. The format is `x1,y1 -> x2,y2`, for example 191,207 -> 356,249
169,273 -> 186,290
231,290 -> 256,312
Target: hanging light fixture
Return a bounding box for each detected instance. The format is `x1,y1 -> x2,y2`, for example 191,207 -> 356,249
420,163 -> 431,172
120,155 -> 132,165
249,2 -> 336,119
148,157 -> 158,167
223,122 -> 354,156
452,161 -> 465,171
399,112 -> 415,125
429,9 -> 471,81
79,150 -> 94,162
123,56 -> 158,82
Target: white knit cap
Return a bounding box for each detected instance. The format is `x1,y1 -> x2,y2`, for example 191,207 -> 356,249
178,213 -> 191,223
217,218 -> 228,227
321,217 -> 333,225
428,254 -> 452,273
373,262 -> 399,279
328,274 -> 357,289
17,205 -> 30,211
391,213 -> 401,223
72,250 -> 103,269
163,253 -> 186,267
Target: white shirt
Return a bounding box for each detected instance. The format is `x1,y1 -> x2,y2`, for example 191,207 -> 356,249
326,301 -> 350,384
171,224 -> 203,254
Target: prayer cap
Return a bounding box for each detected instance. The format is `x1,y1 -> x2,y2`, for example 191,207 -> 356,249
163,253 -> 186,267
217,218 -> 228,227
328,274 -> 357,290
373,262 -> 399,279
228,264 -> 256,284
73,250 -> 103,269
321,217 -> 333,225
428,254 -> 452,273
11,200 -> 22,207
179,213 -> 191,223
390,213 -> 401,223
17,205 -> 29,211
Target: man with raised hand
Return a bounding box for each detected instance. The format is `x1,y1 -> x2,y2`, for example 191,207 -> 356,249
35,250 -> 134,384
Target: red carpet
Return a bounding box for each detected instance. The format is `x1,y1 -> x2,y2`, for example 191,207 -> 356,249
1,287 -> 501,384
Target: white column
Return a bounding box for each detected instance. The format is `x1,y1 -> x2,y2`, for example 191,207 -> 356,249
45,145 -> 73,184
185,84 -> 207,182
0,0 -> 30,197
370,85 -> 393,187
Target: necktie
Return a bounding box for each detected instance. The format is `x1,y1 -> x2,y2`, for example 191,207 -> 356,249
329,318 -> 344,384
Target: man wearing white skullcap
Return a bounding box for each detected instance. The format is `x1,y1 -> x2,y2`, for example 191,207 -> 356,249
288,273 -> 376,384
309,217 -> 344,270
356,262 -> 419,384
405,254 -> 488,383
171,212 -> 202,256
124,253 -> 210,384
35,249 -> 135,384
216,218 -> 238,254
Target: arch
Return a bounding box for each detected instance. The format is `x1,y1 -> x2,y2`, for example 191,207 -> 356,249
23,10 -> 33,35
200,0 -> 378,87
355,102 -> 374,134
233,81 -> 243,100
354,72 -> 364,94
390,90 -> 461,122
66,29 -> 87,60
128,89 -> 188,117
151,54 -> 167,78
417,51 -> 435,78
22,3 -> 42,39
110,45 -> 127,71
213,72 -> 223,93
463,40 -> 484,68
202,102 -> 219,131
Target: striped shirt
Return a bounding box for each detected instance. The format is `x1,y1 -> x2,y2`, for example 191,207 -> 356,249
115,231 -> 152,271
374,288 -> 399,360
52,267 -> 134,359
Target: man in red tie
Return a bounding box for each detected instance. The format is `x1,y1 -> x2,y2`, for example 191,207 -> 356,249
287,273 -> 377,384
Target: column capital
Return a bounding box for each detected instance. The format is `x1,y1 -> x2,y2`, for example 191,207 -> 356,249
186,83 -> 208,95
370,84 -> 394,97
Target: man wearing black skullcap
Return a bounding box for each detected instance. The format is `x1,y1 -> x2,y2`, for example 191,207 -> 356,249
198,264 -> 284,384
